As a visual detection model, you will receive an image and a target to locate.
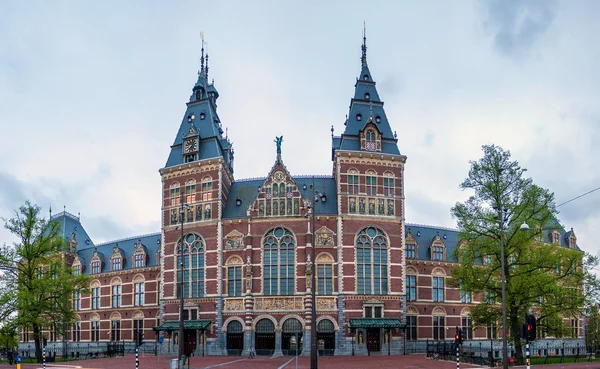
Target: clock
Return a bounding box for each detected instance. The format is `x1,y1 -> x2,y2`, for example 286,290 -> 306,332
185,139 -> 197,153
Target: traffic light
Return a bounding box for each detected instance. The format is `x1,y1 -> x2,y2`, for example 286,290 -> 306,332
454,327 -> 463,345
525,315 -> 536,341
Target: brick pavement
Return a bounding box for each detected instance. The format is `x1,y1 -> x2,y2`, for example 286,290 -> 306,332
1,354 -> 599,369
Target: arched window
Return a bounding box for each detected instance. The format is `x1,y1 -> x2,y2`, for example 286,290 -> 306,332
356,227 -> 388,294
317,319 -> 334,333
228,320 -> 243,333
316,253 -> 334,295
170,182 -> 181,207
185,179 -> 196,204
177,234 -> 205,298
111,277 -> 122,308
263,227 -> 296,295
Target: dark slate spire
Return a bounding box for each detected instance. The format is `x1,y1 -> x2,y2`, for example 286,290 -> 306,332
333,29 -> 401,157
163,36 -> 231,172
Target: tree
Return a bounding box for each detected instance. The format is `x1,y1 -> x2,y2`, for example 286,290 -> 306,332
0,202 -> 90,363
585,304 -> 600,352
451,145 -> 599,365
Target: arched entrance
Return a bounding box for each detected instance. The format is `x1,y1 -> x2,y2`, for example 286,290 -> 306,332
282,318 -> 303,355
255,319 -> 275,356
226,321 -> 243,355
317,319 -> 335,356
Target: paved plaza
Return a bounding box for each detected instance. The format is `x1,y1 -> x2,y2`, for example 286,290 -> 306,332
2,354 -> 600,369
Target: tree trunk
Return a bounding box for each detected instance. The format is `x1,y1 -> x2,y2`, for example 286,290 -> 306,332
32,323 -> 42,363
510,307 -> 524,365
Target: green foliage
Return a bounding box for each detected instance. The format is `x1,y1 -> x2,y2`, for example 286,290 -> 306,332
586,304 -> 600,351
0,201 -> 90,360
451,145 -> 599,363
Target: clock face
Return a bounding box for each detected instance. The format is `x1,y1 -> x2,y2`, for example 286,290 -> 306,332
185,139 -> 197,153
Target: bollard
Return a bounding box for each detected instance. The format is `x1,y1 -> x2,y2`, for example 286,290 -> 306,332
456,345 -> 460,369
136,347 -> 139,369
43,345 -> 46,369
526,342 -> 530,369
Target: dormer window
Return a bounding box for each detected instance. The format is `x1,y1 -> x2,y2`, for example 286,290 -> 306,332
91,252 -> 102,274
195,89 -> 201,100
361,128 -> 381,152
363,74 -> 369,80
430,234 -> 446,261
111,246 -> 123,271
364,92 -> 370,100
552,230 -> 561,245
112,257 -> 121,271
200,112 -> 206,120
134,241 -> 147,268
356,113 -> 362,121
73,264 -> 81,276
375,116 -> 381,123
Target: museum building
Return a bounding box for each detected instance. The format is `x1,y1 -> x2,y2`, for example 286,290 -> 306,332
18,35 -> 582,357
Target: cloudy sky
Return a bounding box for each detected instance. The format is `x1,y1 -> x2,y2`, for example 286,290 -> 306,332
0,1 -> 598,257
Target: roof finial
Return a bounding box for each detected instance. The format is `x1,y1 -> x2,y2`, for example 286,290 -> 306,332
49,204 -> 52,219
331,125 -> 334,137
205,53 -> 209,80
200,31 -> 205,74
275,136 -> 283,163
361,21 -> 367,66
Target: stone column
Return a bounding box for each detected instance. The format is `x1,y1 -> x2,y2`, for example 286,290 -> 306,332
302,327 -> 311,356
243,329 -> 253,356
273,329 -> 283,357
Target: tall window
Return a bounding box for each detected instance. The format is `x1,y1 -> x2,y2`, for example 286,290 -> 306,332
135,253 -> 145,268
356,227 -> 388,294
177,234 -> 205,298
111,256 -> 122,271
571,319 -> 579,337
134,282 -> 145,306
432,246 -> 444,261
111,320 -> 121,341
91,260 -> 100,274
185,180 -> 196,204
406,275 -> 417,301
133,319 -> 144,343
72,322 -> 81,342
462,316 -> 473,340
487,322 -> 497,339
406,316 -> 417,340
348,171 -> 359,195
317,260 -> 334,295
365,129 -> 377,151
73,263 -> 81,276
263,227 -> 295,295
227,265 -> 242,297
460,282 -> 471,303
405,244 -> 416,259
91,321 -> 100,342
485,291 -> 495,304
170,183 -> 180,207
112,284 -> 122,308
433,316 -> 445,340
201,177 -> 212,201
383,174 -> 394,197
91,285 -> 100,309
432,277 -> 444,302
73,291 -> 81,311
366,172 -> 376,195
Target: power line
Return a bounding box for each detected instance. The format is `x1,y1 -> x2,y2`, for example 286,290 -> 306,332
557,186 -> 600,208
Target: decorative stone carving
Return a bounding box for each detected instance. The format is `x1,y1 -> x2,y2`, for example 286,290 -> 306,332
225,230 -> 245,250
315,226 -> 334,247
224,299 -> 244,311
305,254 -> 313,275
254,297 -> 303,311
245,256 -> 253,291
316,297 -> 336,310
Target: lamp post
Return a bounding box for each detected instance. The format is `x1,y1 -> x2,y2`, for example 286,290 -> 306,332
307,176 -> 326,369
496,205 -> 530,369
178,195 -> 190,369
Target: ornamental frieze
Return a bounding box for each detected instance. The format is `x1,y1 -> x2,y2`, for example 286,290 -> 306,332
254,297 -> 303,311
316,297 -> 336,310
224,298 -> 244,311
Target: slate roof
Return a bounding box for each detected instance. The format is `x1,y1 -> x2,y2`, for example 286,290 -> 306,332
223,176 -> 338,219
82,233 -> 162,274
50,211 -> 95,248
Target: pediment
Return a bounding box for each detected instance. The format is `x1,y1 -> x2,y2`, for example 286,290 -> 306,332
251,162 -> 304,218
225,230 -> 245,250
316,226 -> 335,247
405,230 -> 417,245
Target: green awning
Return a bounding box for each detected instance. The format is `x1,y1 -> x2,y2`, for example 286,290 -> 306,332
349,318 -> 405,329
153,320 -> 211,331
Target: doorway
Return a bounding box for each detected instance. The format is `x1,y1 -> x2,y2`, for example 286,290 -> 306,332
254,319 -> 275,355
367,328 -> 380,352
226,321 -> 243,355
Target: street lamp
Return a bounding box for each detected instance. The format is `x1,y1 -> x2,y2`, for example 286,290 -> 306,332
497,205 -> 530,369
178,195 -> 191,369
305,176 -> 326,369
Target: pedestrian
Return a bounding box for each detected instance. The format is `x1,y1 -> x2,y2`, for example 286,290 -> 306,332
248,346 -> 255,359
7,348 -> 13,365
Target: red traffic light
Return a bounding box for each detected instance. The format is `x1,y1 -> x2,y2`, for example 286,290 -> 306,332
527,324 -> 532,331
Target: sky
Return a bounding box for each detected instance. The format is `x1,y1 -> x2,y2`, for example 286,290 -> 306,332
0,1 -> 598,258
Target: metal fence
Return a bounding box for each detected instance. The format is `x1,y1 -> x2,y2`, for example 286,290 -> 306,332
17,342 -> 125,362
426,340 -> 597,367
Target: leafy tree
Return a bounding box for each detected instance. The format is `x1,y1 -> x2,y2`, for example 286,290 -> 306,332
0,320 -> 18,352
585,304 -> 600,352
451,145 -> 599,365
0,202 -> 90,362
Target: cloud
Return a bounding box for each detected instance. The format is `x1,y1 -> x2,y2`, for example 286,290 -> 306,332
479,0 -> 557,58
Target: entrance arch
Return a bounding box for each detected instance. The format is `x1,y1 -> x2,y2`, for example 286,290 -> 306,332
254,319 -> 275,355
226,320 -> 243,355
282,318 -> 303,355
317,319 -> 335,355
